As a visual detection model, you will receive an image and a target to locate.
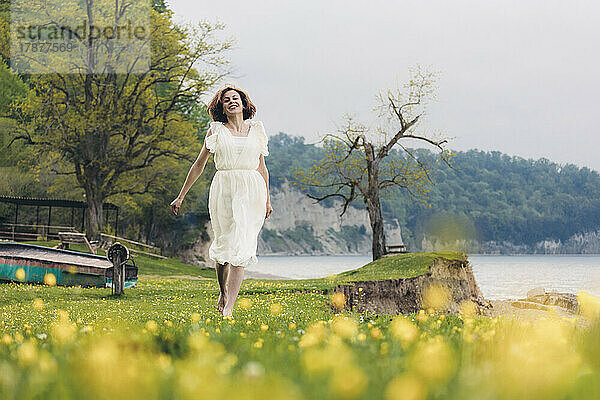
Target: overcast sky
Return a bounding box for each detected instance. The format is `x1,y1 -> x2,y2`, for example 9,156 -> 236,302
167,0 -> 599,172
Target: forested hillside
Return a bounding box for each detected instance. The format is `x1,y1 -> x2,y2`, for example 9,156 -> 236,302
267,133 -> 600,250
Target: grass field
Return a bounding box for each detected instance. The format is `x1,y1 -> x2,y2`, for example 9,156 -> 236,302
1,245 -> 599,400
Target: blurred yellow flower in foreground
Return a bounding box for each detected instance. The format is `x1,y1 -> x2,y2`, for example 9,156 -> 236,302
459,300 -> 477,317
44,272 -> 57,286
416,310 -> 428,323
270,303 -> 282,315
299,321 -> 328,348
331,292 -> 346,310
17,340 -> 38,366
477,317 -> 582,399
409,336 -> 456,384
385,373 -> 426,400
371,327 -> 383,340
331,315 -> 358,339
578,291 -> 600,319
50,310 -> 77,344
145,320 -> 158,333
190,312 -> 201,323
238,297 -> 252,310
1,334 -> 12,345
329,366 -> 367,399
15,268 -> 26,281
423,283 -> 452,311
390,315 -> 419,347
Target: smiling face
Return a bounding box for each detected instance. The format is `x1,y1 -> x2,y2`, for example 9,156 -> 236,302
222,89 -> 244,119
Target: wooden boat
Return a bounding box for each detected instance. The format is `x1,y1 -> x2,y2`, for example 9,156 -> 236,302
0,242 -> 137,288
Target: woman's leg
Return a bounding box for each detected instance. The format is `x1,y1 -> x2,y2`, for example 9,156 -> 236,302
222,264 -> 244,317
216,262 -> 230,314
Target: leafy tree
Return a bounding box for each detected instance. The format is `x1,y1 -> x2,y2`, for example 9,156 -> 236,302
6,2 -> 233,240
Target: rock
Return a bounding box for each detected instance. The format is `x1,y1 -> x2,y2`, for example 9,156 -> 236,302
510,300 -> 551,311
527,287 -> 546,298
526,292 -> 579,313
329,256 -> 491,315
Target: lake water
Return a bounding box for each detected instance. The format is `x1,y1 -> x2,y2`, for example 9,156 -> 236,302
247,254 -> 600,300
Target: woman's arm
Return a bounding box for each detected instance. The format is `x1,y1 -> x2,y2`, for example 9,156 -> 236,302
256,154 -> 273,218
170,128 -> 213,215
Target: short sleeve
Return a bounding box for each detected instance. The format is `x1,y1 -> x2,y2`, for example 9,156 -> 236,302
257,121 -> 269,156
205,122 -> 220,153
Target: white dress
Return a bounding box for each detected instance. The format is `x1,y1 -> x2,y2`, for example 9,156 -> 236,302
204,120 -> 269,268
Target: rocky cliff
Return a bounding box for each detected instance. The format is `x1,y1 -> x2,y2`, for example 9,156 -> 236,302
330,256 -> 490,315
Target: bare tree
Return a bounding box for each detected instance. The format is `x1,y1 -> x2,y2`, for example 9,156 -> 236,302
294,65 -> 453,260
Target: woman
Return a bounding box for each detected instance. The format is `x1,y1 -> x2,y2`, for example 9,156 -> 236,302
170,86 -> 273,318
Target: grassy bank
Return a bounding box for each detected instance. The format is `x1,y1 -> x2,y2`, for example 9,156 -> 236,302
1,246 -> 599,399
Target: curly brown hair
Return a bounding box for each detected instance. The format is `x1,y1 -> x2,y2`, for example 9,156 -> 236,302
207,86 -> 257,123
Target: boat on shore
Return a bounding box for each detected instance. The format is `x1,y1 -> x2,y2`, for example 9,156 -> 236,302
0,242 -> 137,288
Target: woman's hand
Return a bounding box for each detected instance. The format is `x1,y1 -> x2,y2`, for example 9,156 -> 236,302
266,201 -> 273,219
170,197 -> 183,216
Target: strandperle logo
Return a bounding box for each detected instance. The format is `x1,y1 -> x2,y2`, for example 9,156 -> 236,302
10,0 -> 151,74
14,19 -> 148,41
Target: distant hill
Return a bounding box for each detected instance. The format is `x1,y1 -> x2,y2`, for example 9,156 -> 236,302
266,132 -> 600,252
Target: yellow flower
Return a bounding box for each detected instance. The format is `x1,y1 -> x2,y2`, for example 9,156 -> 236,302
416,310 -> 428,323
145,320 -> 158,333
422,283 -> 452,312
578,291 -> 600,319
1,334 -> 12,345
190,312 -> 201,323
331,292 -> 347,310
459,300 -> 477,317
390,315 -> 419,346
260,323 -> 269,331
44,272 -> 57,286
238,298 -> 252,310
288,322 -> 297,330
329,366 -> 367,399
17,340 -> 38,366
15,268 -> 26,281
409,337 -> 456,384
371,327 -> 383,340
385,373 -> 426,400
51,310 -> 77,344
299,321 -> 328,348
331,315 -> 358,339
270,303 -> 282,315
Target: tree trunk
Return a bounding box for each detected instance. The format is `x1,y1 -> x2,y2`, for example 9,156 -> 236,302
366,192 -> 387,261
84,187 -> 104,242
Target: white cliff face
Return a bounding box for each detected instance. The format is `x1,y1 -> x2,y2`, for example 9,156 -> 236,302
263,181 -> 370,236
257,181 -> 407,256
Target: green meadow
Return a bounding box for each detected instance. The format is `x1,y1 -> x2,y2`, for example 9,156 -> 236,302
1,246 -> 599,400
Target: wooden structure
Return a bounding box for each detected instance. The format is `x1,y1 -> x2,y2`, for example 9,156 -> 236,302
0,242 -> 137,289
0,196 -> 119,240
0,223 -> 76,241
57,232 -> 96,254
100,233 -> 165,259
